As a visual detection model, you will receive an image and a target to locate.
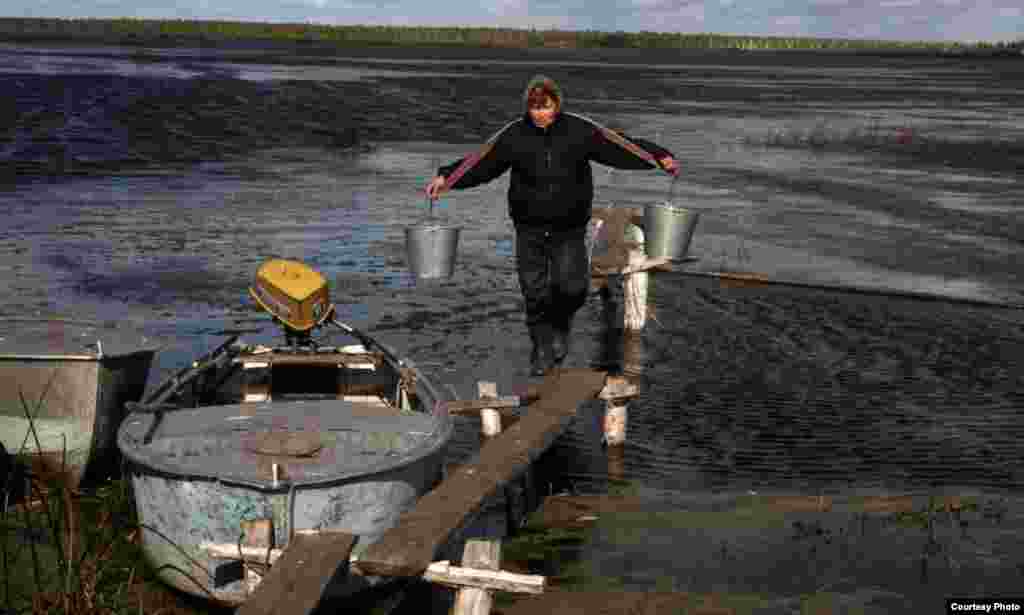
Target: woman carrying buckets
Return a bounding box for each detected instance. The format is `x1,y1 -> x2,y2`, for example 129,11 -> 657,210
425,75 -> 679,377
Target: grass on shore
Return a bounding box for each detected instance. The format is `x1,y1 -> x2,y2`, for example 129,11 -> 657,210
0,17 -> 1020,56
1,384 -> 229,615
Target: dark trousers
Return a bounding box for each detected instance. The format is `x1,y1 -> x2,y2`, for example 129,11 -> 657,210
514,224 -> 590,334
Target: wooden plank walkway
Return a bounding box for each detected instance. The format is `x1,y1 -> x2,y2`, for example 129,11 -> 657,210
355,367 -> 608,578
236,530 -> 356,615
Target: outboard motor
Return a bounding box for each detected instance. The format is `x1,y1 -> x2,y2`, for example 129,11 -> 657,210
248,258 -> 337,350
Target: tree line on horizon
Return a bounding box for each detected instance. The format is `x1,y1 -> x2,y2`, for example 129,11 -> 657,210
0,16 -> 1020,54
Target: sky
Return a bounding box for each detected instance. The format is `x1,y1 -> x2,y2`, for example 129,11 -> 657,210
4,0 -> 1022,44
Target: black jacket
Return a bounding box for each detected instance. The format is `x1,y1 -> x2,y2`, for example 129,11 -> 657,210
437,111 -> 675,231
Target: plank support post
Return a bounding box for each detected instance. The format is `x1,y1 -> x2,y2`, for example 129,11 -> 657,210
598,375 -> 638,447
453,381 -> 505,615
589,213 -> 668,329
622,223 -> 648,331
478,381 -> 501,438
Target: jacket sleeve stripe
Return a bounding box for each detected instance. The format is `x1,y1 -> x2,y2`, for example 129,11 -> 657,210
445,119 -> 522,186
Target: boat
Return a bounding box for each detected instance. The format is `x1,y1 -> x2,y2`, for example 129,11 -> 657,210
117,258 -> 456,607
0,317 -> 159,490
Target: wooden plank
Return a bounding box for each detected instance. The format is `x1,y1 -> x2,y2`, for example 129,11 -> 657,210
425,558 -> 545,595
233,352 -> 384,367
592,206 -> 644,228
201,542 -> 284,564
235,531 -> 356,615
354,368 -> 608,579
443,395 -> 537,414
591,256 -> 672,278
598,375 -> 640,400
592,256 -> 699,278
199,543 -> 544,594
452,542 -> 503,613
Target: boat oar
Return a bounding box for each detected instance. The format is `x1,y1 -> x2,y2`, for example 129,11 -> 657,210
137,334 -> 241,408
126,334 -> 241,445
327,318 -> 404,368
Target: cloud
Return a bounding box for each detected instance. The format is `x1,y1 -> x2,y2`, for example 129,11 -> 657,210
878,0 -> 921,7
628,0 -> 703,13
626,0 -> 707,29
847,22 -> 885,38
674,3 -> 708,22
487,0 -> 527,15
774,15 -> 805,27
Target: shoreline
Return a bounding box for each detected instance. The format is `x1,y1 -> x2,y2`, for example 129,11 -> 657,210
1,33 -> 1021,62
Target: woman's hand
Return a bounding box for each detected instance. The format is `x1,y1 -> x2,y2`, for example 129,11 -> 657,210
657,156 -> 679,176
425,175 -> 448,200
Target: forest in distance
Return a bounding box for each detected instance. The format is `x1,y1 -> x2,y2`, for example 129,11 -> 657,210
1,16 -> 1022,57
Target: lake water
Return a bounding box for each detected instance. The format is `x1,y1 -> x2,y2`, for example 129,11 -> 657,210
1,43 -> 1022,611
2,43 -> 1020,306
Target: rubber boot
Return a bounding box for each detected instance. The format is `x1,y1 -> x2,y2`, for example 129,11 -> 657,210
528,323 -> 555,377
551,317 -> 571,366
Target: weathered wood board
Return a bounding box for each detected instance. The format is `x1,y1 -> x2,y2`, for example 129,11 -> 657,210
355,368 -> 608,578
235,531 -> 356,615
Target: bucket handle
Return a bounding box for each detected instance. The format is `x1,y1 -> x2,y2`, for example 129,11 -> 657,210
666,169 -> 680,204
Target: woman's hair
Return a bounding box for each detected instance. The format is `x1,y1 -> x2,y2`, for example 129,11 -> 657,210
526,77 -> 561,109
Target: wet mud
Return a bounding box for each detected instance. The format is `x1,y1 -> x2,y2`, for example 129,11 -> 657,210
6,43 -> 1023,184
489,491 -> 1024,614
1,74 -> 375,182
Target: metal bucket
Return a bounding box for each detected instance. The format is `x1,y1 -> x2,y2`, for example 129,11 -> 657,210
404,223 -> 461,279
643,202 -> 700,260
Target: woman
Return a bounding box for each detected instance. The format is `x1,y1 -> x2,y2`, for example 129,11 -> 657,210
425,75 -> 678,377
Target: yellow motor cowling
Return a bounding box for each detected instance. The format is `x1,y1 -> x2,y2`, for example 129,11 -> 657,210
248,259 -> 335,334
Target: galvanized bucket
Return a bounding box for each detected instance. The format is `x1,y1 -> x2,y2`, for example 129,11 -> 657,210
404,222 -> 461,279
643,202 -> 700,260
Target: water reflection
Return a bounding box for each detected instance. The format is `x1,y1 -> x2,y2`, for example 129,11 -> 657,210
0,46 -> 464,82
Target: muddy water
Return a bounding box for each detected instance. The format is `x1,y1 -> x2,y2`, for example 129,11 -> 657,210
2,43 -> 1023,611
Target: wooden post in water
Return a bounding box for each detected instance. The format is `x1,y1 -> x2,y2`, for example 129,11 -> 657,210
585,208 -> 647,448
452,381 -> 504,615
599,374 -> 638,448
588,207 -> 656,448
589,207 -> 668,333
622,223 -> 647,331
603,398 -> 628,447
601,332 -> 645,448
478,381 -> 501,438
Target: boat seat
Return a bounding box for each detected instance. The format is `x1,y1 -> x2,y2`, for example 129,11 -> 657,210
231,396 -> 405,418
